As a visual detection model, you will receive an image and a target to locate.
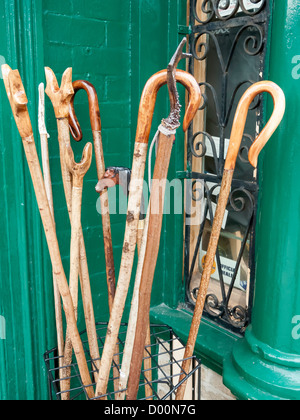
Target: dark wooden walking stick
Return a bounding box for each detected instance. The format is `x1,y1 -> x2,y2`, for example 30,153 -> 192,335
1,65 -> 95,399
126,39 -> 201,400
69,80 -> 120,392
95,62 -> 201,398
44,69 -> 101,389
69,80 -> 117,312
175,81 -> 286,400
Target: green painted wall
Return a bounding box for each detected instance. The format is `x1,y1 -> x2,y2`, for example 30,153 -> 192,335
223,0 -> 300,400
0,0 -> 187,400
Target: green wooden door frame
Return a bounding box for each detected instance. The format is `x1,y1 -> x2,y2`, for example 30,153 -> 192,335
0,0 -> 51,400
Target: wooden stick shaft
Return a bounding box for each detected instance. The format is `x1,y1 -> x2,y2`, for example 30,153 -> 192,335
144,324 -> 153,400
61,184 -> 83,398
57,119 -> 101,379
117,212 -> 150,400
40,131 -> 64,369
126,132 -> 174,400
22,134 -> 94,399
93,130 -> 119,393
93,131 -> 116,310
176,169 -> 233,400
95,141 -> 148,398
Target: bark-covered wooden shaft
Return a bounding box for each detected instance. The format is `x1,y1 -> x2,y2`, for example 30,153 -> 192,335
126,132 -> 175,400
175,81 -> 286,400
95,69 -> 201,399
117,211 -> 150,400
62,143 -> 93,398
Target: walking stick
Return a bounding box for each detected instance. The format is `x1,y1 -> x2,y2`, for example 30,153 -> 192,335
63,142 -> 93,399
69,80 -> 117,311
68,80 -> 120,392
1,65 -> 94,399
126,39 -> 202,400
175,81 -> 286,400
38,83 -> 64,375
44,68 -> 100,385
95,43 -> 201,399
96,168 -> 152,400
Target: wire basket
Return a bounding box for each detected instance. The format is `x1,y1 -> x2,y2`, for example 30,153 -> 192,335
44,322 -> 201,401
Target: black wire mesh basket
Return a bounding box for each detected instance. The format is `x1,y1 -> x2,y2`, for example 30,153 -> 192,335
44,322 -> 201,400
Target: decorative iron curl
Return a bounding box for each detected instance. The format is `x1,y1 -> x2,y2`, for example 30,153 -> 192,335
192,0 -> 266,23
190,131 -> 219,172
225,23 -> 264,71
198,82 -> 222,125
192,23 -> 264,75
239,0 -> 266,16
191,180 -> 205,202
192,32 -> 210,61
214,0 -> 240,21
227,305 -> 248,328
229,187 -> 255,213
224,80 -> 260,126
205,294 -> 225,317
238,134 -> 255,163
192,0 -> 214,24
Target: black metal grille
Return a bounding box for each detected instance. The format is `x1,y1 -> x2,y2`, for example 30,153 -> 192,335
44,323 -> 201,401
184,0 -> 271,333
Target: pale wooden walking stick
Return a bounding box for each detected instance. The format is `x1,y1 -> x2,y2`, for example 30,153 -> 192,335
44,68 -> 101,383
62,142 -> 93,399
2,65 -> 94,399
175,81 -> 286,400
95,66 -> 201,398
38,83 -> 64,374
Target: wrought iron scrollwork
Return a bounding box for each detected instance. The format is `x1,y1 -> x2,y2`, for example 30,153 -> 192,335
185,0 -> 270,333
192,0 -> 267,24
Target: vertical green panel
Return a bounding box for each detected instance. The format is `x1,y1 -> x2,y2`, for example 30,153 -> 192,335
0,0 -> 51,400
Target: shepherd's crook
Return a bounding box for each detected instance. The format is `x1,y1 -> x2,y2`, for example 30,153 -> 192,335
176,81 -> 286,400
95,64 -> 201,398
126,38 -> 201,401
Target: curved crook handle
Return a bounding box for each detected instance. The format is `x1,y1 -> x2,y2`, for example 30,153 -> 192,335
69,80 -> 101,142
45,67 -> 74,119
225,81 -> 286,170
64,142 -> 93,186
136,69 -> 201,144
2,64 -> 33,138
